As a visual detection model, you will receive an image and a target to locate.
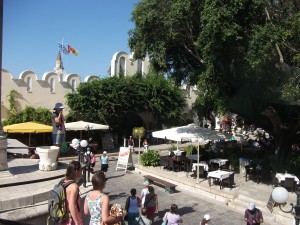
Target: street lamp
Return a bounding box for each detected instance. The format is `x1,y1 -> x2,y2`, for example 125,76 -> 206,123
271,187 -> 300,225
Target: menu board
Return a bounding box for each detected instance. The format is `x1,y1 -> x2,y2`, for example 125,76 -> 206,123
116,147 -> 133,172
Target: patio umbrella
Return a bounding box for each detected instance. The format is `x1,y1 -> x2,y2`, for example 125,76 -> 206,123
153,123 -> 230,183
65,120 -> 109,139
3,122 -> 53,147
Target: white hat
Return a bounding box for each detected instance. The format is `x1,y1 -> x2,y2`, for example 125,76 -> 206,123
248,202 -> 255,210
103,151 -> 107,154
143,180 -> 149,186
204,214 -> 211,220
53,102 -> 64,109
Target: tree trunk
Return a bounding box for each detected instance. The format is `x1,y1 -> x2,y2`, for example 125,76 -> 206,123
276,135 -> 293,170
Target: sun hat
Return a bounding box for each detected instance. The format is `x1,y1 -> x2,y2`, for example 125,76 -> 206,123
53,102 -> 64,109
103,151 -> 107,154
204,214 -> 211,220
248,202 -> 255,210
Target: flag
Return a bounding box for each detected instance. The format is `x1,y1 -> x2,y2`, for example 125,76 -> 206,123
68,45 -> 79,56
58,43 -> 69,55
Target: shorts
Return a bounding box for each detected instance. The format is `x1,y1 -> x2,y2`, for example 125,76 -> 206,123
52,133 -> 65,145
101,164 -> 108,172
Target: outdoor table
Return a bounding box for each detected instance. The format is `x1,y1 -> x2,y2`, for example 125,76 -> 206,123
207,170 -> 233,187
209,158 -> 229,167
275,173 -> 299,185
192,163 -> 209,172
173,150 -> 185,156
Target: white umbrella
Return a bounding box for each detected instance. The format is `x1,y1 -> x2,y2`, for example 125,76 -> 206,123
65,120 -> 109,139
153,123 -> 230,183
152,123 -> 229,142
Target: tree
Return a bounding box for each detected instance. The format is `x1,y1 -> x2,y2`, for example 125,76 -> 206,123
66,72 -> 186,135
3,106 -> 52,126
129,0 -> 300,168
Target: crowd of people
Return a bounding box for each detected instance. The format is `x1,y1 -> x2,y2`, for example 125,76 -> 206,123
51,102 -> 263,225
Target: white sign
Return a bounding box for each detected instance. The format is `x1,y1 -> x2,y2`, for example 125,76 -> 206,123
116,147 -> 133,172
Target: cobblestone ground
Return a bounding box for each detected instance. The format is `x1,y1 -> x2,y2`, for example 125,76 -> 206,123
26,157 -> 249,225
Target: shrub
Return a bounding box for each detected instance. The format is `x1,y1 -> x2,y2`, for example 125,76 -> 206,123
140,150 -> 160,167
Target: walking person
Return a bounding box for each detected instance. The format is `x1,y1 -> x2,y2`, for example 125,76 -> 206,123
200,214 -> 211,225
244,202 -> 263,225
52,102 -> 66,162
125,188 -> 141,225
60,161 -> 83,225
140,181 -> 150,207
162,204 -> 183,225
128,136 -> 134,152
84,171 -> 121,225
144,186 -> 158,222
100,151 -> 109,176
143,139 -> 149,153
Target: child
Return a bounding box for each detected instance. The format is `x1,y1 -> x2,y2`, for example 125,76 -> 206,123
135,208 -> 152,225
85,147 -> 96,172
84,171 -> 121,225
100,151 -> 109,176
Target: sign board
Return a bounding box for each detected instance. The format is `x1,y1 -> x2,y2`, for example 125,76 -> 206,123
266,195 -> 276,213
116,147 -> 133,172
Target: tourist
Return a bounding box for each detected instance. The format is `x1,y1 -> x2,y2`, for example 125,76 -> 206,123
162,204 -> 183,225
128,136 -> 134,152
244,202 -> 263,225
200,214 -> 211,225
140,180 -> 150,207
60,161 -> 83,225
135,208 -> 152,225
143,139 -> 149,153
144,186 -> 158,222
125,188 -> 141,225
51,102 -> 66,161
100,151 -> 109,176
84,171 -> 121,225
85,147 -> 95,173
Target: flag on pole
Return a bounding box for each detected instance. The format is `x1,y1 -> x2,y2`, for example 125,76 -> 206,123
68,45 -> 79,56
58,43 -> 69,55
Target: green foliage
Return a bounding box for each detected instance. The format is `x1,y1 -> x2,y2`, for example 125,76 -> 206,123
140,150 -> 160,167
185,144 -> 195,156
66,74 -> 185,132
2,106 -> 51,126
129,0 -> 300,166
286,152 -> 300,177
3,106 -> 51,126
6,89 -> 19,116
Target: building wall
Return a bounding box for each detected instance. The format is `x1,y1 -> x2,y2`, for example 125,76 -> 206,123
1,51 -> 198,125
110,51 -> 150,77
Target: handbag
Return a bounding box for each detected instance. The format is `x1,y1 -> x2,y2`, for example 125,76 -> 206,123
161,219 -> 168,225
161,212 -> 169,225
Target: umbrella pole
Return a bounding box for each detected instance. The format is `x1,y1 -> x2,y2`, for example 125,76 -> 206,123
197,141 -> 200,183
29,133 -> 31,147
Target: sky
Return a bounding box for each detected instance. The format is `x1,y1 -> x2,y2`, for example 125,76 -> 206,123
3,0 -> 140,79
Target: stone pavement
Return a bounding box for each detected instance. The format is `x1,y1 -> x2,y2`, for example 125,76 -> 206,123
0,144 -> 296,224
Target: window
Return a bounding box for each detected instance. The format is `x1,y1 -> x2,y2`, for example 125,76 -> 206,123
119,57 -> 125,77
137,59 -> 142,74
27,77 -> 32,92
50,78 -> 55,93
71,79 -> 76,92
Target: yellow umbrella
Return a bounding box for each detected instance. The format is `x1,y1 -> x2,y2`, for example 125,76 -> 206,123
4,122 -> 53,146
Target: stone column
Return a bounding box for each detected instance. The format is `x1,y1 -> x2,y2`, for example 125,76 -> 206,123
0,0 -> 8,171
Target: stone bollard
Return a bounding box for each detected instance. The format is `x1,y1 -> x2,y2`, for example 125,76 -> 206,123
36,146 -> 59,171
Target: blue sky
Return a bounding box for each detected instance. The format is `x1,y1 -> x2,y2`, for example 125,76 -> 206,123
3,0 -> 140,79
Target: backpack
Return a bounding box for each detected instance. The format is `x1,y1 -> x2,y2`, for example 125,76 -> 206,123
47,179 -> 75,224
